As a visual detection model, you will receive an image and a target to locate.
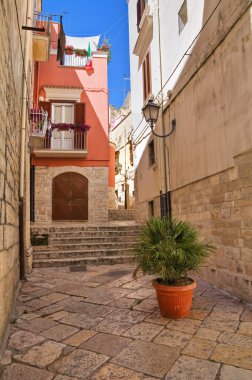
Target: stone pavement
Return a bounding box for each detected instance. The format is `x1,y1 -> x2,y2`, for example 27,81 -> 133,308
1,264 -> 252,380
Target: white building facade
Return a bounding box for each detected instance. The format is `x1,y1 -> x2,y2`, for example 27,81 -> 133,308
128,0 -> 252,301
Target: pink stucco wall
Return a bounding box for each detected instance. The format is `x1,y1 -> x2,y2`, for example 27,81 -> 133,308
34,23 -> 109,164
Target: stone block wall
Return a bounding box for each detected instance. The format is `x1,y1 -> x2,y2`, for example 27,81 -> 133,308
34,166 -> 109,224
172,149 -> 252,302
0,0 -> 24,351
108,209 -> 136,221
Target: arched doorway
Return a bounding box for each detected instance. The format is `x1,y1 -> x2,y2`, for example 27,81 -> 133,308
52,172 -> 88,220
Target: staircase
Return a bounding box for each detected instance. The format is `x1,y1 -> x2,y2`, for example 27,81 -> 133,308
32,224 -> 142,268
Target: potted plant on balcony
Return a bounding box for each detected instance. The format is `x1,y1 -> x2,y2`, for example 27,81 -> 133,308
74,48 -> 88,57
65,45 -> 74,55
95,38 -> 112,63
133,217 -> 214,318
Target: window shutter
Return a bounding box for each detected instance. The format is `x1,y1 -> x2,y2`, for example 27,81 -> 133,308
75,103 -> 85,124
39,101 -> 51,119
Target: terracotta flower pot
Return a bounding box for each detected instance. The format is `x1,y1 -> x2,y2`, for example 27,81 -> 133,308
152,278 -> 197,319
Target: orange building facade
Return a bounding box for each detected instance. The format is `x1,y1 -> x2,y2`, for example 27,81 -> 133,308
31,23 -> 115,224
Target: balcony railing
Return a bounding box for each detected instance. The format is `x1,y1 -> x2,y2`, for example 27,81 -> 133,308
62,54 -> 88,67
33,11 -> 52,35
30,108 -> 49,137
44,128 -> 88,151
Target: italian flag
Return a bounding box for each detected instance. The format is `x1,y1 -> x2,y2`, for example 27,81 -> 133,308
85,42 -> 93,71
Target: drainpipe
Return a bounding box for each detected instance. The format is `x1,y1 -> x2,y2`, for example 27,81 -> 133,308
157,0 -> 170,217
19,0 -> 32,280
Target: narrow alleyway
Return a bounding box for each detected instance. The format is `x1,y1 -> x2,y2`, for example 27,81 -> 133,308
1,264 -> 252,379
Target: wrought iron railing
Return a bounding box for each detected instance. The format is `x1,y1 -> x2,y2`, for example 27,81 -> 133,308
30,108 -> 49,137
33,12 -> 52,35
44,128 -> 88,151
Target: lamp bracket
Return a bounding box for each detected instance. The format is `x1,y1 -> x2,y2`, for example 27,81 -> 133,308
150,119 -> 176,138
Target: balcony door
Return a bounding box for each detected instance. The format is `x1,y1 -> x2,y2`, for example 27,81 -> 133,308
52,172 -> 88,220
52,103 -> 74,150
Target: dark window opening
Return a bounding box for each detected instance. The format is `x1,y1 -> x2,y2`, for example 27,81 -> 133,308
178,0 -> 188,34
148,200 -> 154,218
143,51 -> 152,101
148,140 -> 155,166
137,0 -> 147,32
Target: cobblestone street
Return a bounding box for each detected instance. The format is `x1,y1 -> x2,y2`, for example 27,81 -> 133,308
1,264 -> 252,379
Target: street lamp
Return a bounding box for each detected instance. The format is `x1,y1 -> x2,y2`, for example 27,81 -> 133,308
142,99 -> 176,138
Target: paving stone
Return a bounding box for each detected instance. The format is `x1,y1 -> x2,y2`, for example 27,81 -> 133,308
90,363 -> 144,380
219,364 -> 252,379
27,288 -> 53,298
80,332 -> 132,356
167,318 -> 202,334
133,299 -> 158,312
95,318 -> 135,335
18,312 -> 42,321
15,305 -> 35,318
189,308 -> 211,320
122,280 -> 144,290
0,350 -> 12,365
127,288 -> 155,300
18,294 -> 35,302
109,297 -> 139,309
195,327 -> 220,341
41,324 -> 79,342
237,322 -> 252,337
60,312 -> 103,329
154,329 -> 192,348
18,317 -> 58,333
48,311 -> 70,321
24,299 -> 50,310
63,329 -> 97,346
107,308 -> 149,324
165,355 -> 220,380
40,292 -> 69,304
8,330 -> 46,351
111,340 -> 180,378
209,309 -> 241,321
50,349 -> 109,379
82,281 -> 101,287
210,344 -> 252,370
144,310 -> 170,325
202,317 -> 239,332
85,288 -> 131,305
14,340 -> 66,368
38,304 -> 65,316
123,322 -> 163,341
1,363 -> 54,380
182,337 -> 216,359
66,301 -> 115,317
54,376 -> 79,380
241,309 -> 252,322
218,332 -> 252,348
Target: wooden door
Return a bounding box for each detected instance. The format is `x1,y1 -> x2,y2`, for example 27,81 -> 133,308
52,172 -> 88,220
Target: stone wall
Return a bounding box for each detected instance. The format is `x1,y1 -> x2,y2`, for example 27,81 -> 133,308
108,209 -> 136,221
0,0 -> 24,352
34,166 -> 109,224
172,149 -> 252,302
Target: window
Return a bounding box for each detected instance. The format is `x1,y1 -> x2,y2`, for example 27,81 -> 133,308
143,51 -> 151,101
178,0 -> 188,34
148,140 -> 155,166
148,200 -> 154,218
52,103 -> 74,123
115,151 -> 120,166
137,0 -> 147,32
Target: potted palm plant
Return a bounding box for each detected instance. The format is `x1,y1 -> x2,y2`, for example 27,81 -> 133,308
133,217 -> 214,318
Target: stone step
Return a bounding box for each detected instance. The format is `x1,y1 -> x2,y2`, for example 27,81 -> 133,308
33,255 -> 134,268
49,235 -> 138,245
43,241 -> 137,251
33,247 -> 135,259
50,230 -> 141,238
49,225 -> 142,232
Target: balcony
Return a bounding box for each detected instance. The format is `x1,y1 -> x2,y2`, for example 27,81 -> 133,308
32,12 -> 52,61
30,108 -> 49,137
33,124 -> 89,158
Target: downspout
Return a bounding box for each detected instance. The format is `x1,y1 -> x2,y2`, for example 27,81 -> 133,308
19,0 -> 32,280
157,0 -> 170,216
